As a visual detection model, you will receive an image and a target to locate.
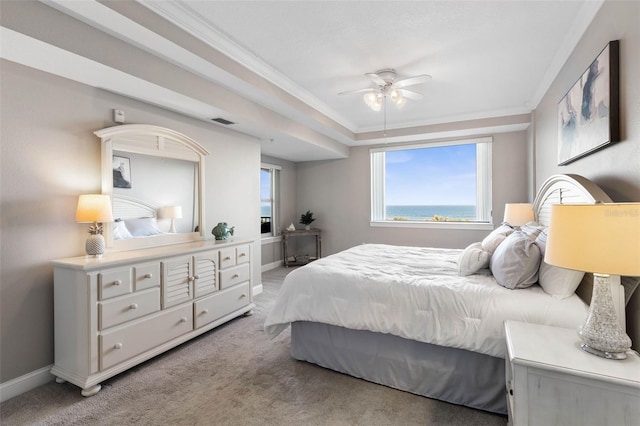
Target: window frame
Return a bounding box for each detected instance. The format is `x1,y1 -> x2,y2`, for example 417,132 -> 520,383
370,137 -> 494,230
260,163 -> 281,238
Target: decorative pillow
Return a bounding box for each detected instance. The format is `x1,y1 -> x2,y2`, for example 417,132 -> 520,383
481,223 -> 514,254
534,229 -> 585,299
457,242 -> 491,276
125,217 -> 163,237
490,230 -> 541,289
113,220 -> 133,240
520,221 -> 544,239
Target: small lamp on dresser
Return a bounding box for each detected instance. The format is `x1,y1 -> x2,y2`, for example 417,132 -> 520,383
76,194 -> 113,257
545,203 -> 640,359
503,203 -> 534,227
162,205 -> 183,233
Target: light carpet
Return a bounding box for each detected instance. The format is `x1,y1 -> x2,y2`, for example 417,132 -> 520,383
0,267 -> 507,425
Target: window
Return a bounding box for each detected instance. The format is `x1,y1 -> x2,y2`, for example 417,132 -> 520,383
370,137 -> 492,229
261,163 -> 281,236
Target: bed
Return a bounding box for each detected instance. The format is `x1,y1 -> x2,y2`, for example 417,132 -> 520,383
264,174 -> 627,414
111,194 -> 167,239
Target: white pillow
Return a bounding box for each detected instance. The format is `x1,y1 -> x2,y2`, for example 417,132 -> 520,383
457,242 -> 491,276
535,229 -> 585,299
490,231 -> 541,289
481,224 -> 514,254
113,220 -> 133,240
125,217 -> 163,237
520,221 -> 544,239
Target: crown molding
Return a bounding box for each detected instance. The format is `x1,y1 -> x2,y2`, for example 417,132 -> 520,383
529,0 -> 605,109
138,0 -> 357,132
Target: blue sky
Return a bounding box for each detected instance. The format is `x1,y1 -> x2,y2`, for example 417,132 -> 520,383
260,169 -> 271,199
385,144 -> 476,206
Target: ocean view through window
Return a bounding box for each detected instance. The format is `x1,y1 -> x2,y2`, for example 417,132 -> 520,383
261,164 -> 280,236
371,138 -> 492,227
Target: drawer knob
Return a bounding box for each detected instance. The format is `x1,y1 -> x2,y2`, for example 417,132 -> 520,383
114,343 -> 123,350
240,293 -> 247,299
202,309 -> 209,315
129,303 -> 138,310
180,317 -> 188,323
113,280 -> 122,286
144,273 -> 152,279
232,274 -> 239,279
224,256 -> 231,261
239,253 -> 246,257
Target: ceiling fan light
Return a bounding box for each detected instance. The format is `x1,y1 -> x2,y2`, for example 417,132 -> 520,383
390,89 -> 406,107
364,92 -> 383,111
363,92 -> 377,106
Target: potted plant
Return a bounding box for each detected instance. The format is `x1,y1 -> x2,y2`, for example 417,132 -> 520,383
300,210 -> 316,230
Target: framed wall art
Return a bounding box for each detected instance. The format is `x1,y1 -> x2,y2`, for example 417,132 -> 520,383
557,40 -> 619,166
112,155 -> 132,188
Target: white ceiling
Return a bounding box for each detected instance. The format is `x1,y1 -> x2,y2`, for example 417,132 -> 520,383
1,1 -> 604,162
141,1 -> 601,131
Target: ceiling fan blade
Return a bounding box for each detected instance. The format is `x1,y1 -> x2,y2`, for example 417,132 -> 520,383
365,73 -> 387,86
338,88 -> 377,96
393,74 -> 432,89
398,89 -> 423,100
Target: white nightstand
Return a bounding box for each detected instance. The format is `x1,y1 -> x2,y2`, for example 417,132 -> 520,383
504,320 -> 640,426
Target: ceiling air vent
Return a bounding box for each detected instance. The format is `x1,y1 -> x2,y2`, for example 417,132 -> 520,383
211,117 -> 235,125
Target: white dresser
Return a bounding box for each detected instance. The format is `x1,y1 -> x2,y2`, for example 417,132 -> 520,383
51,239 -> 254,396
505,320 -> 640,426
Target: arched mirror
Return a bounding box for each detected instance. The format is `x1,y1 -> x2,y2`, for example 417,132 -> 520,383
96,124 -> 209,251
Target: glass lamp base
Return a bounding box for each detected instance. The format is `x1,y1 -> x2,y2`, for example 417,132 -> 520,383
578,273 -> 631,360
580,343 -> 627,360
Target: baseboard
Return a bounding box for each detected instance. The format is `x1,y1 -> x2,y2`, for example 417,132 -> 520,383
261,260 -> 283,273
0,364 -> 54,403
253,283 -> 263,296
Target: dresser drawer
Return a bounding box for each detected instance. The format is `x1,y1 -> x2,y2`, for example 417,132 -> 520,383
219,247 -> 236,269
100,304 -> 192,370
99,288 -> 161,330
98,268 -> 132,300
133,262 -> 160,291
194,282 -> 250,329
236,245 -> 250,264
220,263 -> 250,290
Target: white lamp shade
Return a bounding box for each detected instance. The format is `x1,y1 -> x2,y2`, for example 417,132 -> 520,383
162,205 -> 183,219
545,203 -> 640,276
76,194 -> 113,223
503,203 -> 534,226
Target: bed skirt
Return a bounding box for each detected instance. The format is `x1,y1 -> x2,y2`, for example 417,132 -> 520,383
291,321 -> 507,415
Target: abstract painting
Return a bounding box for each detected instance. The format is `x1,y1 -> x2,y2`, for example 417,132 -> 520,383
557,40 -> 619,166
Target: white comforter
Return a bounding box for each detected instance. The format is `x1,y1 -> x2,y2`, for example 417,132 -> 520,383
264,244 -> 588,358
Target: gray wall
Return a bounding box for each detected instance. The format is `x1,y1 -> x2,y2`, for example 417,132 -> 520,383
0,61 -> 261,383
295,130 -> 529,256
532,0 -> 640,348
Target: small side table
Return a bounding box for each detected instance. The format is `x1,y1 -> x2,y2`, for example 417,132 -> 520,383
282,228 -> 322,267
504,320 -> 640,426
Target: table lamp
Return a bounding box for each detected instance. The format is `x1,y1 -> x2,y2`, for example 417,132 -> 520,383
545,203 -> 639,359
163,205 -> 183,233
503,203 -> 534,227
76,194 -> 113,257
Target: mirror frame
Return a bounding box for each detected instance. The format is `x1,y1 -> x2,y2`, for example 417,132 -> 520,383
95,124 -> 209,251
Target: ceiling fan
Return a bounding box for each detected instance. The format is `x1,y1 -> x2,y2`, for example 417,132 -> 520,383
338,69 -> 432,111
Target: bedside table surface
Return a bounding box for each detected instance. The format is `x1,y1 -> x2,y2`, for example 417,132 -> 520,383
505,320 -> 640,388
